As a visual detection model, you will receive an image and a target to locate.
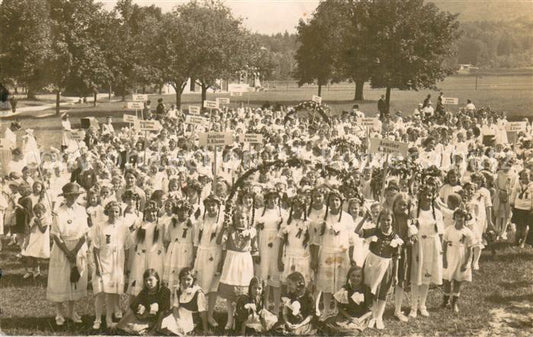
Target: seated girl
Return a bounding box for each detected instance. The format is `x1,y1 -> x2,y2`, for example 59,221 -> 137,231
275,272 -> 316,335
235,277 -> 278,335
327,266 -> 372,333
158,267 -> 208,335
116,269 -> 171,335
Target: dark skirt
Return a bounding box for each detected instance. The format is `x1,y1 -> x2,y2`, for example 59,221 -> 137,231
397,245 -> 412,290
511,208 -> 531,228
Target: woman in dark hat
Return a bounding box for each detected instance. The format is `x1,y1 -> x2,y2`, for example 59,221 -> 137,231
46,183 -> 89,326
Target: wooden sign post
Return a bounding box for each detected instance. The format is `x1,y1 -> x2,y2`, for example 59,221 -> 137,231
199,132 -> 233,194
368,138 -> 409,200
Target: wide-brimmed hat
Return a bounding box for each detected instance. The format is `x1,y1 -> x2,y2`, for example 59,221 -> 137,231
59,182 -> 84,196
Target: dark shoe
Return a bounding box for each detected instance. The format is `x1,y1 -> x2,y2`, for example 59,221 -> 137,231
441,295 -> 450,308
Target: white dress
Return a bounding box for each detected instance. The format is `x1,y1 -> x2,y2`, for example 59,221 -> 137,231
21,216 -> 51,259
22,134 -> 41,165
91,219 -> 134,294
163,218 -> 195,289
193,214 -> 223,293
316,211 -> 356,293
46,203 -> 89,302
128,221 -> 165,296
278,219 -> 311,284
255,208 -> 287,287
411,208 -> 444,286
160,285 -> 207,335
443,226 -> 474,282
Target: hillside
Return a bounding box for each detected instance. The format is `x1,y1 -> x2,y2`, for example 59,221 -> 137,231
430,0 -> 533,22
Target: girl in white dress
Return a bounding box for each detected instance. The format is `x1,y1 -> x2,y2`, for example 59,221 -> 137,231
255,190 -> 287,315
316,190 -> 356,321
159,267 -> 209,335
128,201 -> 165,298
21,203 -> 51,278
163,200 -> 195,290
442,208 -> 474,313
410,186 -> 444,319
193,194 -> 224,327
278,195 -> 311,286
91,201 -> 134,329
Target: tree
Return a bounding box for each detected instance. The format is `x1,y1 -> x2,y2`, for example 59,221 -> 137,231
46,0 -> 111,114
179,1 -> 250,103
367,0 -> 461,113
0,0 -> 52,98
294,1 -> 346,97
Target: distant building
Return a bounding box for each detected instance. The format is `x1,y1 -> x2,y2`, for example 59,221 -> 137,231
458,64 -> 480,74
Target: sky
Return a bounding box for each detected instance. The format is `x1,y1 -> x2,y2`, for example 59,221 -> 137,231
100,0 -> 321,35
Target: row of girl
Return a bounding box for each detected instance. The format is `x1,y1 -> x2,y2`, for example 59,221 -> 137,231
13,171 -> 498,335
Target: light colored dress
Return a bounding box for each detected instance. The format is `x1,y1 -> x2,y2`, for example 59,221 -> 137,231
160,285 -> 207,335
255,207 -> 287,287
316,211 -> 355,293
128,221 -> 165,296
91,219 -> 134,294
278,219 -> 311,284
21,216 -> 51,259
411,208 -> 444,286
163,217 -> 195,289
443,226 -> 474,282
193,214 -> 223,293
46,203 -> 89,302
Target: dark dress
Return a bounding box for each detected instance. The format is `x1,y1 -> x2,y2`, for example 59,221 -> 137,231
393,214 -> 413,290
117,285 -> 171,335
14,196 -> 32,234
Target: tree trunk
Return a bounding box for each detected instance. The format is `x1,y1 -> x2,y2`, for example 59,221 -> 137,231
27,88 -> 37,100
354,79 -> 365,101
318,84 -> 322,97
159,84 -> 162,95
55,90 -> 61,116
201,84 -> 208,103
190,78 -> 195,92
385,87 -> 391,114
172,81 -> 187,109
142,86 -> 146,94
93,92 -> 97,107
108,83 -> 112,101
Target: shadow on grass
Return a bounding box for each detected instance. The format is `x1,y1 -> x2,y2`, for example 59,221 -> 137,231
0,273 -> 48,288
499,280 -> 533,290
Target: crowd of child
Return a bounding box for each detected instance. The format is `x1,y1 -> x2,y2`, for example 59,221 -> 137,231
0,96 -> 532,335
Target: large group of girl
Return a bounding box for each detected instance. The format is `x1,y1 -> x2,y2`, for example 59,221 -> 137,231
0,95 -> 532,335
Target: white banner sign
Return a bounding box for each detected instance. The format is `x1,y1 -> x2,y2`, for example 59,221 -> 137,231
185,115 -> 209,126
123,114 -> 137,123
127,102 -> 144,110
506,121 -> 527,132
369,138 -> 409,156
217,97 -> 230,105
132,94 -> 148,102
198,132 -> 233,147
203,100 -> 219,109
238,133 -> 263,144
188,105 -> 201,115
312,95 -> 322,104
135,120 -> 161,132
443,97 -> 459,105
356,117 -> 380,128
70,130 -> 84,141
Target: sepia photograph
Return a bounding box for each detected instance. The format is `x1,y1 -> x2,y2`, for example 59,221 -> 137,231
0,0 -> 532,336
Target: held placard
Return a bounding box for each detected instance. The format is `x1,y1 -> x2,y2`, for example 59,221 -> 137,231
312,95 -> 322,104
369,138 -> 409,156
217,98 -> 230,105
123,114 -> 137,123
189,106 -> 201,115
443,97 -> 459,105
136,120 -> 161,132
185,115 -> 209,126
203,100 -> 219,109
198,132 -> 233,146
506,121 -> 527,132
127,102 -> 144,110
132,94 -> 148,102
238,133 -> 263,144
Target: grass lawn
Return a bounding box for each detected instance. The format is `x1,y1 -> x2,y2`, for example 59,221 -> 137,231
1,241 -> 532,336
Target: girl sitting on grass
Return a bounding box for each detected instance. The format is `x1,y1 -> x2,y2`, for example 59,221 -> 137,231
235,277 -> 278,335
159,267 -> 208,335
116,268 -> 171,335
